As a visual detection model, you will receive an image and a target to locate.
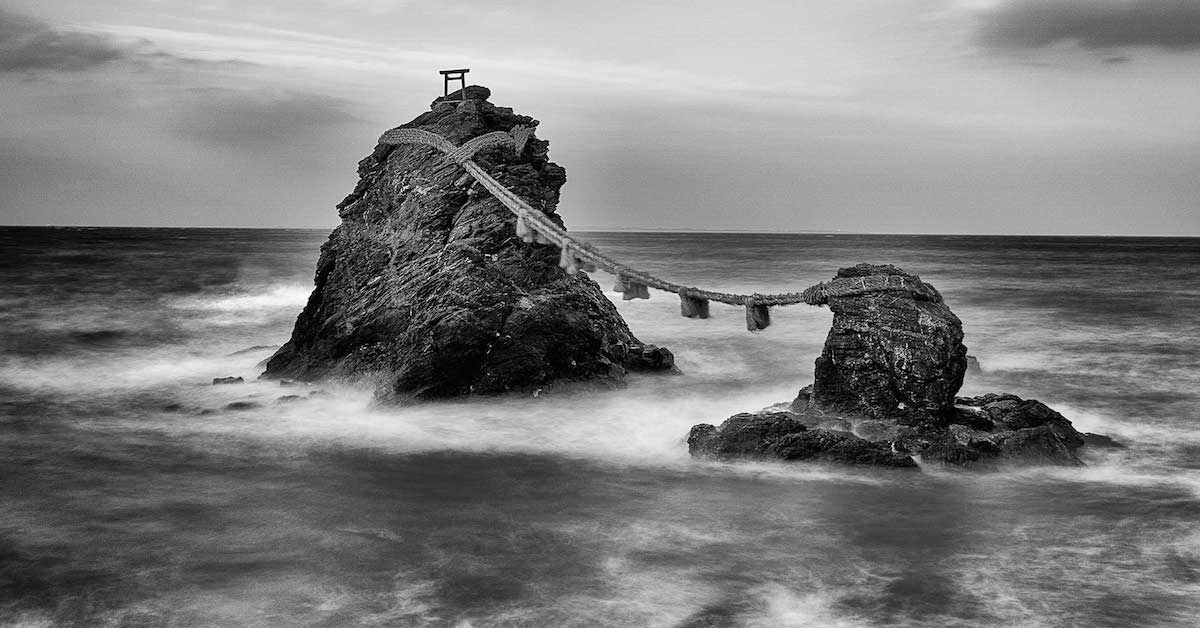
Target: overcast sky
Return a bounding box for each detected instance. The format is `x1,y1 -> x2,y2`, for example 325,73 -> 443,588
1,0 -> 1198,235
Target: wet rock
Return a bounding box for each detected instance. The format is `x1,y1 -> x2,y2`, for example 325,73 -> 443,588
212,377 -> 244,385
275,395 -> 304,404
262,85 -> 673,400
966,354 -> 982,374
1082,433 -> 1127,449
806,263 -> 967,425
688,263 -> 1091,469
688,412 -> 917,468
687,412 -> 809,458
223,401 -> 260,411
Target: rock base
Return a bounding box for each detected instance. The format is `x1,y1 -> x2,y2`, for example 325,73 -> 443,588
689,390 -> 1107,468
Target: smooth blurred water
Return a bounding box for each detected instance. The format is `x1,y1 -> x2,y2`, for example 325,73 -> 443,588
1,227 -> 1198,626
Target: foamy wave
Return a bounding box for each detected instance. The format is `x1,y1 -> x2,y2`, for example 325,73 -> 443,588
171,284 -> 310,313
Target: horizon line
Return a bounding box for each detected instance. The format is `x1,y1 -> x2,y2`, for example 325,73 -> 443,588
1,223 -> 1196,238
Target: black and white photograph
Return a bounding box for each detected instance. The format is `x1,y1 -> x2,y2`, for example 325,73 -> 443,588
1,1 -> 1199,625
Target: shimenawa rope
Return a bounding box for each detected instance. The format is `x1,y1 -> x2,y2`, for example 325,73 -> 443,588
377,126 -> 921,330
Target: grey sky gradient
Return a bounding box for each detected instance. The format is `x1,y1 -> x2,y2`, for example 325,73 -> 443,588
0,0 -> 1197,235
975,0 -> 1200,50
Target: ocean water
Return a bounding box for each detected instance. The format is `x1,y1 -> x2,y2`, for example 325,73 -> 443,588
1,226 -> 1198,626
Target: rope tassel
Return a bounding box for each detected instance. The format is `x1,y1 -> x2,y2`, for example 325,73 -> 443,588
618,274 -> 650,300
745,297 -> 771,332
558,244 -> 579,275
624,283 -> 650,300
679,289 -> 710,319
515,215 -> 534,242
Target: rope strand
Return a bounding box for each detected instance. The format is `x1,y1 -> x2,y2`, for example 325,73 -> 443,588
379,126 -> 817,311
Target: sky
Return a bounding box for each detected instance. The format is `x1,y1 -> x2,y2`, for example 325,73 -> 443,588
0,0 -> 1198,235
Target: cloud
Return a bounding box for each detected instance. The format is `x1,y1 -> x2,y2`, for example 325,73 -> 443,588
0,8 -> 138,72
974,0 -> 1200,51
172,88 -> 363,149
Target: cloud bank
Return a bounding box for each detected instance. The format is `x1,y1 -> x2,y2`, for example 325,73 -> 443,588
0,8 -> 140,71
974,0 -> 1200,51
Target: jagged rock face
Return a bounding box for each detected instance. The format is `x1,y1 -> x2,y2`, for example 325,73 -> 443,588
807,263 -> 967,425
263,86 -> 673,399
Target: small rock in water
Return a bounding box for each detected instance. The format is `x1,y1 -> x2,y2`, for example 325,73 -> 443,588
275,395 -> 304,404
966,354 -> 982,374
223,401 -> 260,411
212,376 -> 244,385
688,263 -> 1089,470
1082,432 -> 1127,449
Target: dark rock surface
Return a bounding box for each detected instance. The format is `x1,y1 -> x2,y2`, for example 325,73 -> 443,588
263,86 -> 673,400
687,413 -> 917,468
690,264 -> 1101,469
806,263 -> 967,425
212,377 -> 244,385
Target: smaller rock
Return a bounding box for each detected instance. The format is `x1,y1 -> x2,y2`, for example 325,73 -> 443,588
688,412 -> 916,467
687,412 -> 809,458
623,345 -> 678,372
162,403 -> 184,412
966,355 -> 982,374
1082,433 -> 1127,449
223,401 -> 261,411
212,376 -> 244,385
275,395 -> 304,404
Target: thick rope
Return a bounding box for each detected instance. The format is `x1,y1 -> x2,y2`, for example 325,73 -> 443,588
377,126 -> 934,318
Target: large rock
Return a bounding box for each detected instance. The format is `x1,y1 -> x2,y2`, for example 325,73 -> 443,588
804,263 -> 967,425
688,264 -> 1101,469
263,86 -> 674,400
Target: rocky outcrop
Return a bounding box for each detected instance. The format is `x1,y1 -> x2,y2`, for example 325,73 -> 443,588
805,263 -> 967,425
263,86 -> 674,400
689,263 -> 1102,469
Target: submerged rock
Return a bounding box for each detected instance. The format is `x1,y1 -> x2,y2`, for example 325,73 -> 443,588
690,263 -> 1093,469
212,376 -> 244,385
263,86 -> 674,400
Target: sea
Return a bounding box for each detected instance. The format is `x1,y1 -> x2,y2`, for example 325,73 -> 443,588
1,227 -> 1198,627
